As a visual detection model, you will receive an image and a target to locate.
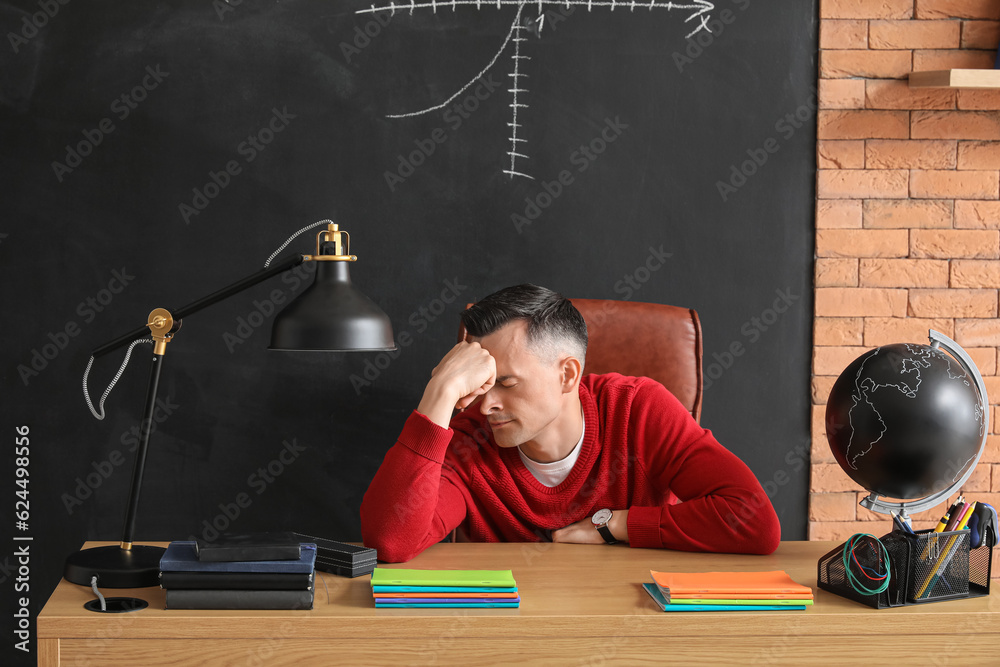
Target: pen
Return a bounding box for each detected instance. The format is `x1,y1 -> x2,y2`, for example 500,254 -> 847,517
920,496 -> 965,560
944,502 -> 970,532
891,511 -> 913,534
956,502 -> 977,531
934,496 -> 963,533
936,496 -> 964,532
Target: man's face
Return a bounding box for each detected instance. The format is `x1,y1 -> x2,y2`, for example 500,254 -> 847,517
471,320 -> 567,450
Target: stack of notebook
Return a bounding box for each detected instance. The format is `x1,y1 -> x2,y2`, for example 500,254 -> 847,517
294,533 -> 376,578
643,570 -> 813,611
159,534 -> 316,610
371,568 -> 520,608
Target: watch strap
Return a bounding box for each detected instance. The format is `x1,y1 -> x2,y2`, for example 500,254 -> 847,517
596,523 -> 617,545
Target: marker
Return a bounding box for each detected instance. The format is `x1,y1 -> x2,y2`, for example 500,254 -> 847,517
935,496 -> 964,533
956,502 -> 977,531
944,502 -> 970,532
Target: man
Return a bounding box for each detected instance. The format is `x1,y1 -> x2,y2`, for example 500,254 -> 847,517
361,284 -> 780,562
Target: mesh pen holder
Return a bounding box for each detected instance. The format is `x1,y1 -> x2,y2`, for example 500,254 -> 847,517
906,529 -> 971,603
818,529 -> 992,609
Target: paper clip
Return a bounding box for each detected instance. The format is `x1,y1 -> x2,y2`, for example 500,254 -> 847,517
927,533 -> 940,561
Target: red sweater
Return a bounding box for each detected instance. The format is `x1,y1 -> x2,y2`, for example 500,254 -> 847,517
361,373 -> 781,562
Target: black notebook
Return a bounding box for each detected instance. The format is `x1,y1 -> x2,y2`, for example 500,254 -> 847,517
293,532 -> 376,566
196,532 -> 301,562
159,570 -> 314,590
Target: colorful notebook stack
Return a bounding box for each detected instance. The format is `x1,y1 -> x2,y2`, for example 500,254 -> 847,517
643,570 -> 813,612
159,533 -> 316,610
371,568 -> 519,608
294,532 -> 377,578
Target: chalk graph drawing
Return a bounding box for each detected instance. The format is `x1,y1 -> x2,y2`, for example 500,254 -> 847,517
356,1 -> 715,180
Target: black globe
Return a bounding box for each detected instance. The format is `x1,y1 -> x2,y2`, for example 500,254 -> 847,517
826,343 -> 985,500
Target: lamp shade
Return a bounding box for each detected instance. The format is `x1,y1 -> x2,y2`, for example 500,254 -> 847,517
269,260 -> 395,351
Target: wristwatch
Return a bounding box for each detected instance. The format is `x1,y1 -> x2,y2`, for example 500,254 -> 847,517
592,508 -> 617,544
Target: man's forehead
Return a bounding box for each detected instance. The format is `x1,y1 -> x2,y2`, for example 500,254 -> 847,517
470,321 -> 533,366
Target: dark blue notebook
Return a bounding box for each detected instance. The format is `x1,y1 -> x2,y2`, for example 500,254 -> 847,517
160,541 -> 316,573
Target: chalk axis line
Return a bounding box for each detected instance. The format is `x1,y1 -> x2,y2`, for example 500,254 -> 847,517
357,1 -> 716,180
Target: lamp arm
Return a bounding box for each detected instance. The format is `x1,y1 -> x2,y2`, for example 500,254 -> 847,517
91,253 -> 307,358
93,252 -> 306,552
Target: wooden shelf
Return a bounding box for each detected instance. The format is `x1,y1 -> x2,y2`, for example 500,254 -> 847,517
909,69 -> 1000,88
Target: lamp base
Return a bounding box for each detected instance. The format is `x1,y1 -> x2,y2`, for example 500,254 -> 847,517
64,544 -> 164,588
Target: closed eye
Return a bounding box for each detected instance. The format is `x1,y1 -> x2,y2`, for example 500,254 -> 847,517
496,375 -> 519,389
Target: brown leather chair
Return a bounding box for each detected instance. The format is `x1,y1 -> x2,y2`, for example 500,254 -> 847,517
457,298 -> 703,422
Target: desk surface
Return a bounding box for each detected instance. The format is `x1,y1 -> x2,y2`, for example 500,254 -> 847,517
38,541 -> 1000,666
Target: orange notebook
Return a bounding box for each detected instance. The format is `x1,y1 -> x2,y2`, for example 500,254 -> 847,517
650,570 -> 813,598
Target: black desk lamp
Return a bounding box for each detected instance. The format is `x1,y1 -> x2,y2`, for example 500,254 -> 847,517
66,222 -> 394,590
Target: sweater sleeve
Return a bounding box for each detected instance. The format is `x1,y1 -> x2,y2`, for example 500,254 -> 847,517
625,382 -> 781,555
360,411 -> 469,562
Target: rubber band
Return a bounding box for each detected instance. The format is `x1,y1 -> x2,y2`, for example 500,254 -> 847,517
842,533 -> 890,595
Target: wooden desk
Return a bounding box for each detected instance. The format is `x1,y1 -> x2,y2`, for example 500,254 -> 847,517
39,541 -> 999,666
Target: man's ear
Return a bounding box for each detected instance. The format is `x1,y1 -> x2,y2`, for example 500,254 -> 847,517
559,356 -> 583,393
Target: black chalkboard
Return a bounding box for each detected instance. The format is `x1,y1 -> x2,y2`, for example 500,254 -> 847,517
0,1 -> 816,661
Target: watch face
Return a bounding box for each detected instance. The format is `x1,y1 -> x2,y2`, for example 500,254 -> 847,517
592,508 -> 612,526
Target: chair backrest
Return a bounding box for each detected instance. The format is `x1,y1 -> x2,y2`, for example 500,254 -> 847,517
457,298 -> 703,422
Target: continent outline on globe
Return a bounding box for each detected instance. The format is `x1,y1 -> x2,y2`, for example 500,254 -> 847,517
826,342 -> 985,502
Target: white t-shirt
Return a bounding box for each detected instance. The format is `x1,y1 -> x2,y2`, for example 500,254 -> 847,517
517,415 -> 585,487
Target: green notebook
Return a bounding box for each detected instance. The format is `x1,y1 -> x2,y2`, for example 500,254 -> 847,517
371,569 -> 516,588
668,598 -> 812,606
643,584 -> 807,612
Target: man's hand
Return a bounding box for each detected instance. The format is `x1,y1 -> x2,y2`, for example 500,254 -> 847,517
552,510 -> 629,544
416,341 -> 497,429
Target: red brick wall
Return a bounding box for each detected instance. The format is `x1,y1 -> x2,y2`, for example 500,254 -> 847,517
813,0 -> 1000,553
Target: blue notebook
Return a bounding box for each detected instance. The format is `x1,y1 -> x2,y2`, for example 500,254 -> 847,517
642,584 -> 806,612
160,541 -> 316,573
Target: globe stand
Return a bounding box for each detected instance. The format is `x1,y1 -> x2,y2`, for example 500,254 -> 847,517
858,330 -> 989,517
